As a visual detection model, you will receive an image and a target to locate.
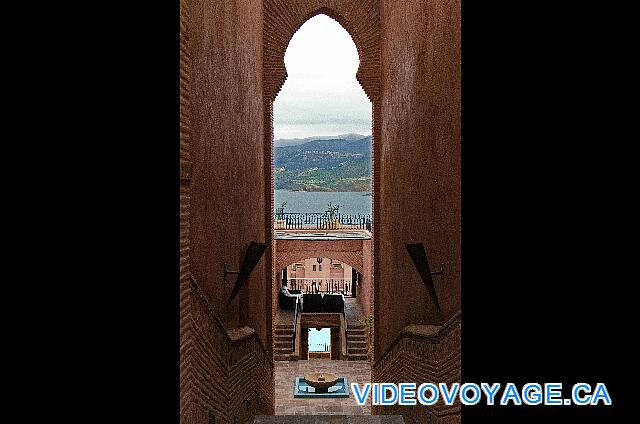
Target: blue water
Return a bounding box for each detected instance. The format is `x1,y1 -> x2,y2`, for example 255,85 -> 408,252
274,190 -> 372,216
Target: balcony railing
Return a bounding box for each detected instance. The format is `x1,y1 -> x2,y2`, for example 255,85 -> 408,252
274,212 -> 372,230
287,278 -> 353,296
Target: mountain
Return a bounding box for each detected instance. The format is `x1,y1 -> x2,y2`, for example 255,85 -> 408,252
274,133 -> 369,148
274,135 -> 372,192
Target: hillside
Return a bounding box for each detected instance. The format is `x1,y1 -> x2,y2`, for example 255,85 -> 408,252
274,134 -> 372,192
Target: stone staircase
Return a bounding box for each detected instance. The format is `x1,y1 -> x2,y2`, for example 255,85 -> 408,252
255,416 -> 404,423
274,323 -> 294,361
346,324 -> 368,361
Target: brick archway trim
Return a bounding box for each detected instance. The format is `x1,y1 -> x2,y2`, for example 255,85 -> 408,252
276,252 -> 363,275
263,0 -> 380,101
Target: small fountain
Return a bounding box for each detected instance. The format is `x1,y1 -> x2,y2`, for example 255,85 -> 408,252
294,372 -> 349,398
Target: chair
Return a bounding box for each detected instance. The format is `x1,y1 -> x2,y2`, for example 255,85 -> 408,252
322,294 -> 344,313
279,287 -> 300,310
302,293 -> 323,312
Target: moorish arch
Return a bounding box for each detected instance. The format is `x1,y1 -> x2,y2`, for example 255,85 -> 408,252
274,236 -> 370,274
262,1 -> 381,101
263,0 -> 381,349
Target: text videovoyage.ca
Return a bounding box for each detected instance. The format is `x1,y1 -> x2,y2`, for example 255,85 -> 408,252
350,382 -> 612,406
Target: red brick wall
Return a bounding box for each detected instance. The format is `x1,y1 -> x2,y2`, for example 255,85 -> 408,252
372,312 -> 461,424
189,0 -> 270,344
181,0 -> 275,423
181,0 -> 460,421
376,0 -> 461,356
182,278 -> 274,423
180,0 -> 194,419
274,238 -> 366,274
358,238 -> 373,320
263,0 -> 380,102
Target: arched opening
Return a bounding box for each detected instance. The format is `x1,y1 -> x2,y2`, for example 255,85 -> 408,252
273,14 -> 372,215
280,256 -> 360,298
265,7 -> 379,416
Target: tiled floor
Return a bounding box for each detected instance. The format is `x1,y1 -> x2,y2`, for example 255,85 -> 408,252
275,359 -> 372,415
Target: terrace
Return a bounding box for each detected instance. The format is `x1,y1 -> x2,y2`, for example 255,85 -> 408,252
274,212 -> 372,231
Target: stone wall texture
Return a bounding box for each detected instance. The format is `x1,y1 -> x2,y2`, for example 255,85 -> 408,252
376,0 -> 461,356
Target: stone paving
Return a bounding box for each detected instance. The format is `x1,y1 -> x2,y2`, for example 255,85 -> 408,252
275,359 -> 372,415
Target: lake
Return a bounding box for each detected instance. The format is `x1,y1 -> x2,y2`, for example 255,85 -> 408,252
274,190 -> 372,216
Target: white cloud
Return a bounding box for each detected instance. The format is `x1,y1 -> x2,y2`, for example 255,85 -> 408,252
274,14 -> 372,140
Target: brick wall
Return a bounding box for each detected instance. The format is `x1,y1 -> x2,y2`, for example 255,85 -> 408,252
181,0 -> 460,422
372,312 -> 461,424
376,0 -> 461,356
263,0 -> 380,102
274,238 -> 366,275
180,0 -> 194,418
358,238 -> 373,320
181,278 -> 274,423
180,0 -> 275,422
188,0 -> 271,342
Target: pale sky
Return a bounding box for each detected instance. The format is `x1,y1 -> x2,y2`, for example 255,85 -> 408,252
273,14 -> 372,140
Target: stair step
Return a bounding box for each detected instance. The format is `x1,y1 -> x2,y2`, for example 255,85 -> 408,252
275,329 -> 293,335
346,328 -> 365,333
276,324 -> 294,329
348,347 -> 367,354
275,347 -> 293,354
274,334 -> 293,339
347,340 -> 367,346
274,354 -> 293,361
255,415 -> 404,423
347,354 -> 368,361
275,342 -> 292,349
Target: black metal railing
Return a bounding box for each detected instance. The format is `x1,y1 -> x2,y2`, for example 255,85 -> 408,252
274,212 -> 372,230
309,342 -> 330,352
292,296 -> 299,348
288,278 -> 354,296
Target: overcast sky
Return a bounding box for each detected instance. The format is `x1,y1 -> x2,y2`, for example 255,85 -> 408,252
273,15 -> 372,140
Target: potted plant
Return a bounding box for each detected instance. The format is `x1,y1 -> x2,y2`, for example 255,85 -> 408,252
325,202 -> 342,229
275,201 -> 287,229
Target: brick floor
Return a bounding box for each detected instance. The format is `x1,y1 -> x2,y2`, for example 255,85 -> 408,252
255,416 -> 404,423
274,359 -> 372,415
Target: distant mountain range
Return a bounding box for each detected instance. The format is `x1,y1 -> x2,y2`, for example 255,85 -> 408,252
274,133 -> 370,148
274,134 -> 372,192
